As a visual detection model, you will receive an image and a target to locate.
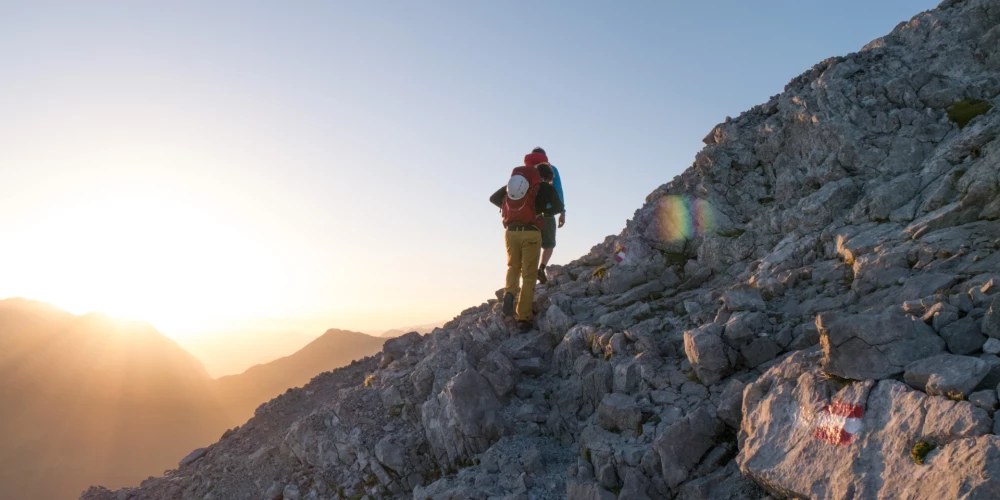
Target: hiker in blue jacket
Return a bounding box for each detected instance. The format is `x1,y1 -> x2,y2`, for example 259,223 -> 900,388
531,147 -> 565,284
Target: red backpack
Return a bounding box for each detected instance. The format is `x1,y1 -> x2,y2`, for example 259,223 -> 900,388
501,165 -> 544,229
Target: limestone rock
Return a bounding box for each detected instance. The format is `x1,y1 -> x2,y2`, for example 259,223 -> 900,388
969,390 -> 999,413
939,316 -> 986,355
717,379 -> 747,429
654,405 -> 724,489
904,354 -> 990,398
178,447 -> 208,467
818,312 -> 946,380
741,337 -> 782,368
740,351 -> 997,499
983,295 -> 1000,339
721,289 -> 766,312
985,338 -> 1000,355
684,324 -> 739,386
421,368 -> 508,463
596,393 -> 642,433
538,304 -> 574,343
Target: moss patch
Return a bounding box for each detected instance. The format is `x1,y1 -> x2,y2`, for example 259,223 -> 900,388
389,403 -> 405,417
911,441 -> 935,465
946,99 -> 993,129
663,251 -> 688,266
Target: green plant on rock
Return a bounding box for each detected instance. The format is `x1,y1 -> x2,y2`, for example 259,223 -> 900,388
911,441 -> 935,465
947,391 -> 964,401
593,265 -> 608,278
946,99 -> 993,129
423,462 -> 443,486
687,371 -> 703,385
717,228 -> 746,238
389,403 -> 405,417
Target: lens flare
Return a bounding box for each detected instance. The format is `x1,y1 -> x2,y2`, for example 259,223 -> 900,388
655,195 -> 715,243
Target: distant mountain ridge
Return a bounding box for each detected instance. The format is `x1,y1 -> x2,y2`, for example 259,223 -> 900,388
0,298 -> 389,499
213,328 -> 386,423
378,321 -> 443,338
0,298 -> 231,500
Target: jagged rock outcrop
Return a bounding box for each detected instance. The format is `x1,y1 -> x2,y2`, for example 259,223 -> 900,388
740,350 -> 1000,499
83,1 -> 1000,499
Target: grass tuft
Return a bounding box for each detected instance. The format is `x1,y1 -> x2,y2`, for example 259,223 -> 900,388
911,441 -> 934,465
946,99 -> 993,129
593,265 -> 608,278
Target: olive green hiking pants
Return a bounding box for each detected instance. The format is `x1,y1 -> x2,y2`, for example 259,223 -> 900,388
504,228 -> 542,321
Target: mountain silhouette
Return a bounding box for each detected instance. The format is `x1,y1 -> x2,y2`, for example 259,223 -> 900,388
0,298 -> 232,500
0,299 -> 391,499
212,328 -> 386,423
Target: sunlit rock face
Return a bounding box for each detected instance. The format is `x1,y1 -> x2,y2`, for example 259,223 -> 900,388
81,1 -> 1000,499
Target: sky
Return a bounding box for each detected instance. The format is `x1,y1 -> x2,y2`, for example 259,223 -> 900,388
0,0 -> 939,343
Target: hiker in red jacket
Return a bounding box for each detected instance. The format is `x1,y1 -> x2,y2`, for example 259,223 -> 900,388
489,153 -> 564,331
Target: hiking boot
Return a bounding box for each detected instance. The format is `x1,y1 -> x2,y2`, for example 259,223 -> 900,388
537,265 -> 548,285
516,319 -> 534,333
502,292 -> 515,317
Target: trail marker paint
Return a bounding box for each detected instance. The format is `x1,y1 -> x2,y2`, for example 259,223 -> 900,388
614,248 -> 628,263
813,402 -> 864,446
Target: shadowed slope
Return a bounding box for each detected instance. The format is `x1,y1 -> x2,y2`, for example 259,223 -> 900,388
0,299 -> 233,500
212,328 -> 387,423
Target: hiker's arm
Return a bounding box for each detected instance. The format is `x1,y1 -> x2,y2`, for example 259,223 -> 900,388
553,167 -> 565,213
538,184 -> 564,215
489,186 -> 507,208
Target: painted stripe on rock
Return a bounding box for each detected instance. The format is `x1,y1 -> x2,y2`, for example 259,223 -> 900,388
813,402 -> 864,446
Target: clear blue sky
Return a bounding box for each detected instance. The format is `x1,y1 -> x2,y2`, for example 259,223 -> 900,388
0,0 -> 939,337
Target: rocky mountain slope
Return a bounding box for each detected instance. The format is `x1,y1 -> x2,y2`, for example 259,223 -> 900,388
213,329 -> 386,423
82,1 -> 1000,498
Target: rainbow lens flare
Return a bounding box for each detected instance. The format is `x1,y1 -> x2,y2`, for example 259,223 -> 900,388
655,195 -> 715,243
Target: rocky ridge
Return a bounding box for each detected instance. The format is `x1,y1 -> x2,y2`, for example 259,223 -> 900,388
83,1 -> 1000,498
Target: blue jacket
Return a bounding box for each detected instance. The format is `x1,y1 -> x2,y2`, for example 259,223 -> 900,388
548,165 -> 565,214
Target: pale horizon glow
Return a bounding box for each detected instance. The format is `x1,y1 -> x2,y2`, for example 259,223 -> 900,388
0,1 -> 939,348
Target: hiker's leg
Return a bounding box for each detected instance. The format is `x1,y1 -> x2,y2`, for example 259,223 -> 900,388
505,230 -> 522,297
540,215 -> 556,266
516,232 -> 542,321
541,248 -> 554,266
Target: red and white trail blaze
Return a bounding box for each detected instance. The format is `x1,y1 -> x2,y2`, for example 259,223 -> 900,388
812,402 -> 864,446
614,248 -> 628,263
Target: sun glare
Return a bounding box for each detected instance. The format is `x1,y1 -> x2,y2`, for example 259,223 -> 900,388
6,182 -> 291,338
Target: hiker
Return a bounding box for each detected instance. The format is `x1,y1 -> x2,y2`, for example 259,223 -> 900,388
489,153 -> 564,331
531,147 -> 565,284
